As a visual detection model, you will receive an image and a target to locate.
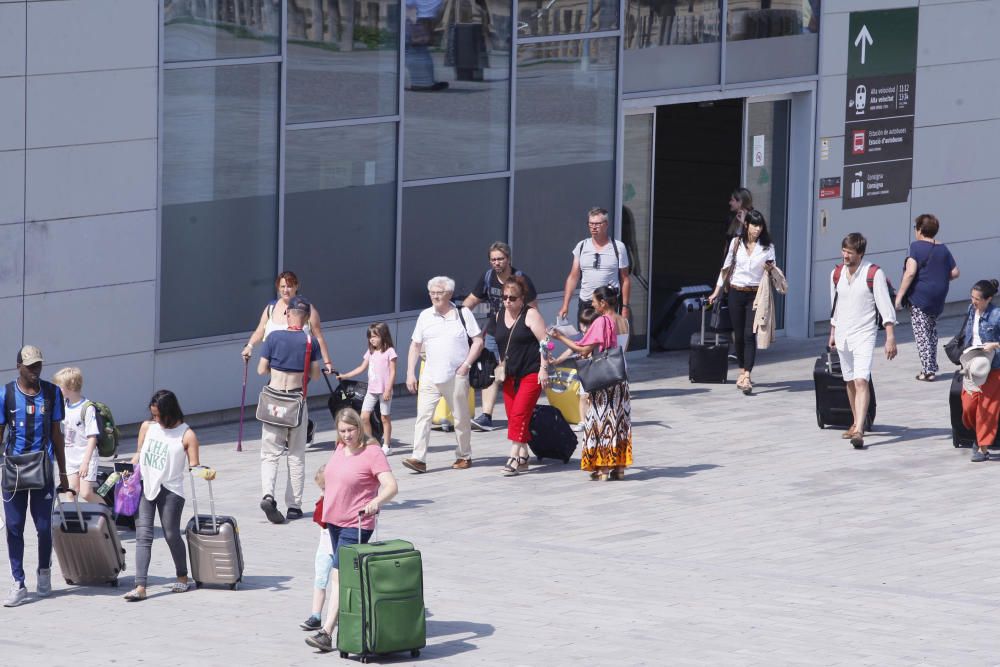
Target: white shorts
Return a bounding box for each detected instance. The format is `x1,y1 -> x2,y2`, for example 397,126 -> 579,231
66,455 -> 100,483
837,337 -> 875,382
361,392 -> 392,416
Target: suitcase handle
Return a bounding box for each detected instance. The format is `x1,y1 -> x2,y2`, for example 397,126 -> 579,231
54,488 -> 88,534
357,510 -> 379,544
189,467 -> 218,534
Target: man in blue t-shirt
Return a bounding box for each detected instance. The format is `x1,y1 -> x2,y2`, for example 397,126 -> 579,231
257,296 -> 322,524
0,345 -> 68,607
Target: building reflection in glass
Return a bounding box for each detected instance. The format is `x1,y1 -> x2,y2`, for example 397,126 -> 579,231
164,0 -> 281,61
624,0 -> 720,49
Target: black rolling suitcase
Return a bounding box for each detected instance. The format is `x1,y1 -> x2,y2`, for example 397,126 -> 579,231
322,375 -> 384,443
689,303 -> 728,383
814,348 -> 875,430
528,405 -> 577,463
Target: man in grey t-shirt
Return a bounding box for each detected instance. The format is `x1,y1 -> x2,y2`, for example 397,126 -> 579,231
558,207 -> 632,324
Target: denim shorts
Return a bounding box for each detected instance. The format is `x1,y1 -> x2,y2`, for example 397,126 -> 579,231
328,523 -> 374,569
314,550 -> 335,589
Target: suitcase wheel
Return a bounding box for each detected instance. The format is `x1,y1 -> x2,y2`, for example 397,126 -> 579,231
65,579 -> 75,586
361,657 -> 371,664
195,581 -> 203,589
411,649 -> 420,658
109,579 -> 119,588
229,582 -> 238,591
562,457 -> 571,464
815,408 -> 824,429
536,456 -> 543,463
339,652 -> 348,659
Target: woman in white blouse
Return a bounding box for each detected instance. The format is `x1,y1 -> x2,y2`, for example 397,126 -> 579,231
708,210 -> 776,394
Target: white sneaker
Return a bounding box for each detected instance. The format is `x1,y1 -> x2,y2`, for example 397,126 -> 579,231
570,423 -> 584,432
3,581 -> 27,607
36,569 -> 51,597
381,444 -> 391,456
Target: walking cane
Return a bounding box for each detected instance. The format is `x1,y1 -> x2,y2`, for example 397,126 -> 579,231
237,358 -> 249,452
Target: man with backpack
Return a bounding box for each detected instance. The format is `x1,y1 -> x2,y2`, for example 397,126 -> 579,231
462,242 -> 537,431
828,233 -> 898,450
558,207 -> 632,325
0,345 -> 69,607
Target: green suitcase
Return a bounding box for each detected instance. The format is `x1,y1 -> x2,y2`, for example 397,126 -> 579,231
337,516 -> 426,662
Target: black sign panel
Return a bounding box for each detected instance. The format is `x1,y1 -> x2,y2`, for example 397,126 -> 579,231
842,162 -> 913,210
846,73 -> 916,122
843,116 -> 914,164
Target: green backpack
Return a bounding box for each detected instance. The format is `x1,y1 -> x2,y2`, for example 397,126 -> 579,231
81,401 -> 120,458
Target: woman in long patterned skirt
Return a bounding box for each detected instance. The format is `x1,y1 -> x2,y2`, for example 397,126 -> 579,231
549,286 -> 632,481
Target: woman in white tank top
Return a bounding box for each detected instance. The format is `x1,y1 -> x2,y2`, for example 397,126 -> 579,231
242,271 -> 333,374
123,390 -> 215,602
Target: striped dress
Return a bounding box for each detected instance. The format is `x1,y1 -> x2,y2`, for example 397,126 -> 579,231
578,315 -> 633,471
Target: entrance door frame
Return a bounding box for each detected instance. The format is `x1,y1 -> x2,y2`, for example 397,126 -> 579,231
619,80 -> 817,347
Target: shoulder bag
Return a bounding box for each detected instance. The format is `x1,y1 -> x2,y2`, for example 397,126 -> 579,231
2,382 -> 55,498
710,239 -> 738,332
944,308 -> 971,366
256,333 -> 312,428
493,308 -> 525,385
457,306 -> 498,390
575,316 -> 628,392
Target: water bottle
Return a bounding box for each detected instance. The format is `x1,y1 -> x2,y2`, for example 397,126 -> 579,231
96,471 -> 121,496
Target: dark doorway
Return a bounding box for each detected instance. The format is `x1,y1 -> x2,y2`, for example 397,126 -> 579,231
649,99 -> 743,350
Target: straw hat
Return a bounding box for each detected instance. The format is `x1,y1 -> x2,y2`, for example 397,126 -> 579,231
959,347 -> 996,393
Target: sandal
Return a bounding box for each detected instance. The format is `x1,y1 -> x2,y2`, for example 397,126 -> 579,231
915,372 -> 936,382
502,458 -> 519,477
170,581 -> 191,593
516,456 -> 529,472
741,377 -> 753,395
841,429 -> 857,440
589,471 -> 608,481
123,588 -> 147,602
609,469 -> 625,481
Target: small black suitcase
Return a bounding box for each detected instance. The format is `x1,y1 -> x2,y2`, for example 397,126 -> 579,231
813,348 -> 875,430
689,304 -> 728,383
322,375 -> 384,443
528,405 -> 578,463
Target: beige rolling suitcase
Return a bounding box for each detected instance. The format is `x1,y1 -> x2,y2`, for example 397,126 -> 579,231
185,471 -> 244,590
52,493 -> 127,587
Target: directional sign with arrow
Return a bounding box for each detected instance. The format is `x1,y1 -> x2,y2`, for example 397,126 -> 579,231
853,25 -> 873,65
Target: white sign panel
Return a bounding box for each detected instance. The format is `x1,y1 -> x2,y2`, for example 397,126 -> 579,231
752,135 -> 765,167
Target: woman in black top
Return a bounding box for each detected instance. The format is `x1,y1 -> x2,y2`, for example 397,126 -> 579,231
491,276 -> 550,477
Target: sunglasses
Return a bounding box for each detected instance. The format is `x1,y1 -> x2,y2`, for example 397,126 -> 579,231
501,294 -> 521,302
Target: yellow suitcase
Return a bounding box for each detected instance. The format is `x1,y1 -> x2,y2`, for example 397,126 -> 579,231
546,365 -> 582,424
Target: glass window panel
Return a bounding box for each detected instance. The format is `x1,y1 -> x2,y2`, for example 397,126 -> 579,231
518,0 -> 618,37
164,0 -> 281,62
284,124 -> 398,319
161,64 -> 279,343
287,0 -> 400,122
725,0 -> 819,83
623,0 -> 721,92
513,38 -> 617,293
400,179 -> 508,311
402,0 -> 511,180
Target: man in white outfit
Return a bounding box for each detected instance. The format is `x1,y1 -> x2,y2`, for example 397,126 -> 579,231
828,233 -> 898,449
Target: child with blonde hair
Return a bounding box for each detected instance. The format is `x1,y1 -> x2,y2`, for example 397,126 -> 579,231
52,367 -> 101,502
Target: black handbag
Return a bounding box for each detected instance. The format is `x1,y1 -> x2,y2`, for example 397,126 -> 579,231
944,309 -> 971,366
2,446 -> 53,497
575,346 -> 628,392
457,305 -> 498,390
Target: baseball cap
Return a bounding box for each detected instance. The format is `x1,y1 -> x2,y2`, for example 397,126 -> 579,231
18,345 -> 44,366
288,296 -> 311,314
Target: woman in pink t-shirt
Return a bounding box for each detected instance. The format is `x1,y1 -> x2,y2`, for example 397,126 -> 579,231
305,408 -> 398,653
548,286 -> 633,481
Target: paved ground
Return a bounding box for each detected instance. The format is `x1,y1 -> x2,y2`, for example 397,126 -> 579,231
4,316 -> 1000,665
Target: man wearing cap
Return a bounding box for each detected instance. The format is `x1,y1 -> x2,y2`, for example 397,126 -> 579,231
257,296 -> 322,523
0,345 -> 68,607
828,233 -> 897,450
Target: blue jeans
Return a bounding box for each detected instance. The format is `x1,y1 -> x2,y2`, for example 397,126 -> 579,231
3,483 -> 55,585
328,523 -> 373,569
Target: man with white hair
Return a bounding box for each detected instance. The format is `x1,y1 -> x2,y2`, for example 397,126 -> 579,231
403,277 -> 484,473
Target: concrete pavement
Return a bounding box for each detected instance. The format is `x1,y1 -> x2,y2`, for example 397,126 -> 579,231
3,316 -> 999,665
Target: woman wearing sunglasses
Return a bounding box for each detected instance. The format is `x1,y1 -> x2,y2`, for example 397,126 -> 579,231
490,276 -> 550,476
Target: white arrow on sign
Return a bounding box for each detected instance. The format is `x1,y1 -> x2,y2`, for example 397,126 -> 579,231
854,25 -> 874,65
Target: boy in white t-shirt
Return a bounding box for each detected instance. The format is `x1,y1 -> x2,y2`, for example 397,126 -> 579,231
52,367 -> 101,503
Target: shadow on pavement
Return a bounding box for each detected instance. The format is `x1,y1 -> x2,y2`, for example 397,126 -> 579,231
423,618 -> 495,658
624,463 -> 721,481
863,425 -> 953,448
385,498 -> 435,511
630,387 -> 711,399
237,575 -> 294,591
749,379 -> 815,395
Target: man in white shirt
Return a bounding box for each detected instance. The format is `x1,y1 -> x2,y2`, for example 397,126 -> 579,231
559,207 -> 632,325
402,276 -> 485,473
828,233 -> 898,449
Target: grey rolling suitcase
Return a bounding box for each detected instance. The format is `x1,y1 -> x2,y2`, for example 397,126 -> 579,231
52,493 -> 127,587
185,471 -> 244,590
